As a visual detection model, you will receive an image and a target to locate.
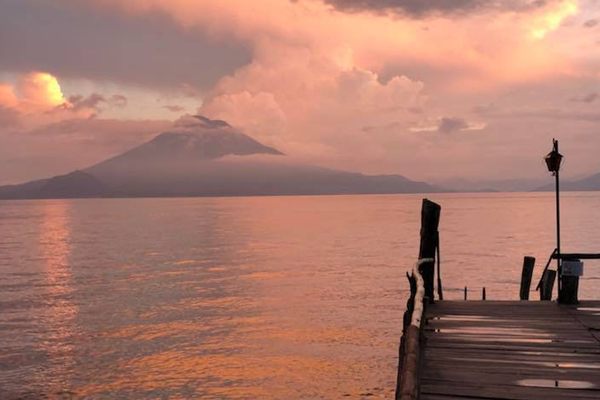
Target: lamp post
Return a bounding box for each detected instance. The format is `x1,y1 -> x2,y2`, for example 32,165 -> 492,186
544,139 -> 563,300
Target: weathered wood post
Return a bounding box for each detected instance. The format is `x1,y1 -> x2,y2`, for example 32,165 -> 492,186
560,276 -> 579,304
540,270 -> 556,301
395,263 -> 426,400
519,256 -> 535,300
418,199 -> 441,303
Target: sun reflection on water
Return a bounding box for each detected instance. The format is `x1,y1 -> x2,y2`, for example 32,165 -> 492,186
37,201 -> 78,396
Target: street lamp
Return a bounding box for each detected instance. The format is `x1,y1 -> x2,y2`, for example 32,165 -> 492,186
545,140 -> 563,175
545,139 -> 562,298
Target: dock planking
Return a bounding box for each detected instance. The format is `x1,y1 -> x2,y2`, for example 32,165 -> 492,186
396,199 -> 600,400
419,300 -> 600,400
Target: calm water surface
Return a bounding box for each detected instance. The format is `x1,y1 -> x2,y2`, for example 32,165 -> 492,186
1,193 -> 600,399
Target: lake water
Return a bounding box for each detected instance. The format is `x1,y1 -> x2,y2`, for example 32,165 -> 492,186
1,193 -> 600,399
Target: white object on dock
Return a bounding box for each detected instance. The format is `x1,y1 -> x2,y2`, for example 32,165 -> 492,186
562,260 -> 584,276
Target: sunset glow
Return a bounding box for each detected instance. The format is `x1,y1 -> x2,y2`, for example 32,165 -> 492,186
22,72 -> 66,108
530,0 -> 579,39
0,0 -> 598,187
2,2 -> 600,397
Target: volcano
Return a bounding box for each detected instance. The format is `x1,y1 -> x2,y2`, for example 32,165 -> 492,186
0,115 -> 440,199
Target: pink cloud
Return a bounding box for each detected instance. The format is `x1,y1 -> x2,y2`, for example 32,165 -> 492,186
0,72 -> 134,132
6,0 -> 597,182
0,72 -> 98,128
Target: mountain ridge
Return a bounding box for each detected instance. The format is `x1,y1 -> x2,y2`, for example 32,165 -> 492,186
535,172 -> 600,192
0,115 -> 441,199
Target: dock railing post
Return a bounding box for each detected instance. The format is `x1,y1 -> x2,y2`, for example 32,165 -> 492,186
418,199 -> 441,303
519,256 -> 535,300
540,270 -> 556,301
396,261 -> 428,400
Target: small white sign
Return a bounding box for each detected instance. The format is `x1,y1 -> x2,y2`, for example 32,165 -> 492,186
563,260 -> 584,277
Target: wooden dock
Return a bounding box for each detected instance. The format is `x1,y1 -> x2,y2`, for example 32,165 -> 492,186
395,199 -> 600,400
420,300 -> 600,400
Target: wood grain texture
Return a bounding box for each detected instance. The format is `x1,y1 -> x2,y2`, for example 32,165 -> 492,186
419,301 -> 600,400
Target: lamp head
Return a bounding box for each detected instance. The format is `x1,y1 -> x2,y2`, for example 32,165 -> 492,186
545,139 -> 563,174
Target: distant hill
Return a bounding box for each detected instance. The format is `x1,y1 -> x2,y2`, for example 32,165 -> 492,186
536,172 -> 600,192
434,177 -> 547,193
0,115 -> 441,199
0,170 -> 107,199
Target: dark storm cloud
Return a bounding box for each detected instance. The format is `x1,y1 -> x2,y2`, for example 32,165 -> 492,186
163,105 -> 186,113
67,93 -> 106,111
438,117 -> 469,133
67,93 -> 128,110
323,0 -> 548,17
0,0 -> 251,91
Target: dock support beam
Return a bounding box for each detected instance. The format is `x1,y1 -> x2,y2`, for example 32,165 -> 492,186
418,199 -> 441,303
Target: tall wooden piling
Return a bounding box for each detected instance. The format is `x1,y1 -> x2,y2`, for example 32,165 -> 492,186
519,256 -> 535,300
418,199 -> 441,302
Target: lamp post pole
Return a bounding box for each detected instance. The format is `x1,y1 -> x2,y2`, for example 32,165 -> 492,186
554,140 -> 561,295
544,139 -> 565,301
546,139 -> 578,304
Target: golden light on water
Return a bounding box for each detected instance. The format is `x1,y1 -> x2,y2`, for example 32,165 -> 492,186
36,201 -> 78,394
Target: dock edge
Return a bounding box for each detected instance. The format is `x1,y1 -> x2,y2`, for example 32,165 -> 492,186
395,258 -> 431,400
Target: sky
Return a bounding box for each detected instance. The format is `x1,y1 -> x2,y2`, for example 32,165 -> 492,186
0,0 -> 599,186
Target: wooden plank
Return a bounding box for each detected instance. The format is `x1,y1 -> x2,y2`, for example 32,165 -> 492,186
421,395 -> 490,400
421,382 -> 600,400
417,300 -> 600,400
